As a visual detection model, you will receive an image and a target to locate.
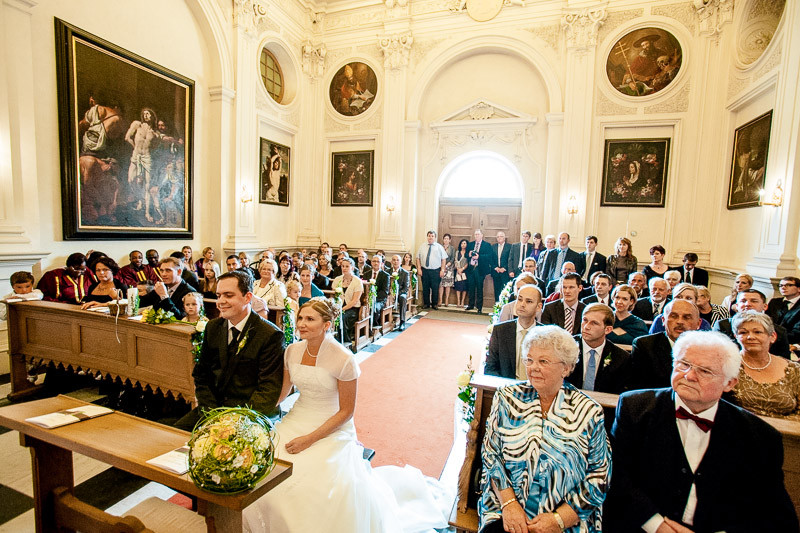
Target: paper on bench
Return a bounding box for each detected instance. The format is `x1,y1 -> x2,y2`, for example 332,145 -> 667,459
146,445 -> 190,475
25,405 -> 114,429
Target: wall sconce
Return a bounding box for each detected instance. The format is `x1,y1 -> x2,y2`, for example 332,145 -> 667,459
240,185 -> 253,204
385,195 -> 396,213
566,195 -> 579,215
759,181 -> 783,207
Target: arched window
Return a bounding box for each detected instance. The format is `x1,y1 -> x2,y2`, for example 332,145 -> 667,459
440,151 -> 523,200
260,48 -> 284,103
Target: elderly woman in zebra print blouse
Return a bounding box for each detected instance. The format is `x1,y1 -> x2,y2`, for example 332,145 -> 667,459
479,326 -> 611,533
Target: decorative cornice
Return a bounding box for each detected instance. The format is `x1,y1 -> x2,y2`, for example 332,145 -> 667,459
561,8 -> 607,51
233,0 -> 268,35
378,31 -> 413,71
302,42 -> 327,80
691,0 -> 734,40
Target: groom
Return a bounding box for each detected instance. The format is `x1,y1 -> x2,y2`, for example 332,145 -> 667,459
177,270 -> 285,430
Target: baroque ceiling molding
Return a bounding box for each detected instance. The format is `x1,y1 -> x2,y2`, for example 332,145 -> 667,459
691,0 -> 734,40
378,32 -> 413,71
233,0 -> 269,35
561,8 -> 607,51
302,42 -> 327,79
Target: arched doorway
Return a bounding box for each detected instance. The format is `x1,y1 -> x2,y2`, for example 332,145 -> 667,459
437,150 -> 522,305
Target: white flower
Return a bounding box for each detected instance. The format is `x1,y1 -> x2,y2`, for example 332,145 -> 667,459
192,437 -> 210,461
211,473 -> 221,484
335,287 -> 343,294
232,455 -> 245,468
250,465 -> 259,474
195,320 -> 207,333
457,371 -> 472,387
369,279 -> 376,285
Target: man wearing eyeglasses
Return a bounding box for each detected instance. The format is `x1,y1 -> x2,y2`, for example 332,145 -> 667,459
767,276 -> 800,352
606,330 -> 798,532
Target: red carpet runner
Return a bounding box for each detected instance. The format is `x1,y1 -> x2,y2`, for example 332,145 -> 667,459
354,316 -> 488,478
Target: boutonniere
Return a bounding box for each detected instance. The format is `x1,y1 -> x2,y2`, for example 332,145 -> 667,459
602,354 -> 612,368
237,328 -> 251,355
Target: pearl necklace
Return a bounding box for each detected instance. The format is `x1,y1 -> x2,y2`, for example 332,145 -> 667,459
305,345 -> 320,358
742,353 -> 772,371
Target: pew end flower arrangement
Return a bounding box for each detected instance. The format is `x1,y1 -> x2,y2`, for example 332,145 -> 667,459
490,280 -> 514,325
188,407 -> 277,494
141,308 -> 178,325
282,297 -> 295,346
456,355 -> 477,423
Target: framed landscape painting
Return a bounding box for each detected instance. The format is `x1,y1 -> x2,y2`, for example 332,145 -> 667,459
55,18 -> 194,239
259,138 -> 290,206
331,151 -> 374,206
727,111 -> 772,210
601,139 -> 670,207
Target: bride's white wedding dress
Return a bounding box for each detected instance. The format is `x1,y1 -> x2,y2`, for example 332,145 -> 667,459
243,335 -> 450,532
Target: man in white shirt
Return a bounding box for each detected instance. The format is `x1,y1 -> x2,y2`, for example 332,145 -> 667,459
415,230 -> 448,310
581,235 -> 607,282
567,303 -> 631,394
491,231 -> 512,302
607,330 -> 798,532
508,230 -> 533,279
767,276 -> 800,350
485,284 -> 542,379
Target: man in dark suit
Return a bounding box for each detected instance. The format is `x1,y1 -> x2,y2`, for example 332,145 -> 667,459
606,330 -> 798,532
671,252 -> 709,287
539,232 -> 585,283
628,271 -> 649,299
767,276 -> 800,348
138,257 -> 193,319
491,231 -> 512,302
631,299 -> 701,390
714,289 -> 791,358
465,228 -> 496,314
177,270 -> 284,430
580,273 -> 613,306
581,235 -> 606,283
567,303 -> 631,394
389,254 -> 410,329
541,273 -> 585,335
508,230 -> 533,279
632,277 -> 669,323
485,285 -> 542,379
545,261 -> 577,297
366,254 -> 390,323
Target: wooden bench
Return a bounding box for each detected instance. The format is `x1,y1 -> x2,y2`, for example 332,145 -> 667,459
352,291 -> 372,352
449,373 -> 800,532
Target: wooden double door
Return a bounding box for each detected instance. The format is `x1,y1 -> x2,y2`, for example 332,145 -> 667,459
438,201 -> 521,305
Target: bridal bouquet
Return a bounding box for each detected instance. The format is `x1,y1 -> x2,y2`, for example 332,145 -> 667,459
456,355 -> 476,423
188,407 -> 277,494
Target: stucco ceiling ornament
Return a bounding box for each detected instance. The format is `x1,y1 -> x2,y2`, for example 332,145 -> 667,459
469,102 -> 495,120
448,0 -> 523,21
561,8 -> 607,51
302,42 -> 327,79
234,0 -> 268,35
384,0 -> 409,8
691,0 -> 733,40
378,32 -> 413,70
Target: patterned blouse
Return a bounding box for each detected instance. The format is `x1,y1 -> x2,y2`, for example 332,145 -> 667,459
479,382 -> 611,532
731,362 -> 800,420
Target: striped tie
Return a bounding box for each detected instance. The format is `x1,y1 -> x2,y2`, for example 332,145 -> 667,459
564,305 -> 574,333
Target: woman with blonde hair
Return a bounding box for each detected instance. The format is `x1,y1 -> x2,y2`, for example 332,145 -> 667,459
200,260 -> 221,300
606,237 -> 638,284
195,246 -> 215,277
721,273 -> 754,315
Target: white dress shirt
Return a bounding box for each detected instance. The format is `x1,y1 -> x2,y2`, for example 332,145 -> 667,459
583,251 -> 595,280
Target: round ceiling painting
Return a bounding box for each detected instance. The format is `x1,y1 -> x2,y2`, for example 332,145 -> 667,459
606,28 -> 683,97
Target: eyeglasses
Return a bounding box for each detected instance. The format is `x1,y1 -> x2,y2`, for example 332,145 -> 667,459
779,283 -> 796,288
673,360 -> 719,381
523,357 -> 565,368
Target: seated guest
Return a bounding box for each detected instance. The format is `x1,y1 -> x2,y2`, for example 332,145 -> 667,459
696,285 -> 728,327
291,251 -> 304,272
545,261 -> 576,297
252,259 -> 286,308
632,277 -> 669,324
80,257 -> 127,308
721,273 -> 753,315
541,273 -> 585,335
330,251 -> 349,279
285,279 -> 301,319
85,250 -> 107,279
642,244 -> 670,281
170,251 -> 201,291
581,272 -> 613,307
145,249 -> 161,279
479,325 -> 610,533
627,271 -> 649,299
176,271 -> 285,430
195,246 -> 216,277
201,261 -> 221,300
138,257 -> 192,319
767,276 -> 800,349
181,245 -> 193,265
730,311 -> 800,419
0,271 -> 43,320
485,284 -> 543,379
606,237 -> 638,284
117,250 -> 159,287
181,291 -> 207,324
225,254 -> 242,272
568,303 -> 631,394
714,289 -> 791,358
389,254 -> 410,330
498,273 -> 539,322
314,254 -> 333,290
366,254 -> 389,323
521,256 -> 537,275
608,284 -> 649,346
606,330 -> 799,532
631,299 -> 702,389
671,251 -> 709,286
38,253 -> 93,304
298,264 -> 323,305
333,258 -> 363,344
663,269 -> 681,293
355,249 -> 371,279
649,283 -> 712,334
401,252 -> 415,271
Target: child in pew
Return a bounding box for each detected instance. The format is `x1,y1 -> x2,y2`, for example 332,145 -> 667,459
0,271 -> 44,321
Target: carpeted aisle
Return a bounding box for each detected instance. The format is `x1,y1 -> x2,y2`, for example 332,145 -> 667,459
354,316 -> 488,478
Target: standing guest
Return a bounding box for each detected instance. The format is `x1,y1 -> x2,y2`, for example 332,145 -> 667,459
642,245 -> 670,281
479,326 -> 610,533
606,330 -> 799,532
253,259 -> 286,308
0,271 -> 43,321
170,251 -> 201,291
355,249 -> 370,279
568,303 -> 632,394
581,235 -> 607,283
314,254 -> 333,290
333,258 -> 363,344
721,273 -> 753,315
627,271 -> 649,299
632,277 -> 670,323
117,250 -> 160,287
80,257 -> 127,308
730,311 -> 800,419
226,254 -> 242,273
389,254 -> 410,330
298,264 -> 324,306
139,257 -> 193,319
181,292 -> 206,324
713,289 -> 791,359
454,239 -> 470,309
671,252 -> 709,287
485,284 -> 543,379
649,283 -> 712,334
664,270 -> 681,293
195,246 -> 216,277
465,228 -> 496,314
696,286 -> 729,327
416,230 -> 448,310
581,273 -> 613,307
534,234 -> 557,280
277,254 -> 299,284
201,261 -> 221,300
530,232 -> 546,264
491,231 -> 512,302
439,233 -> 456,306
177,270 -> 285,430
366,255 -> 390,323
607,284 -> 649,346
508,230 -> 533,279
38,253 -> 93,304
606,237 -> 638,284
539,232 -> 585,283
181,246 -> 193,265
540,273 -> 585,335
767,276 -> 800,349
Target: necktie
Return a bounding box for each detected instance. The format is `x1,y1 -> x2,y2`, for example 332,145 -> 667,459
676,406 -> 714,432
584,349 -> 597,391
778,299 -> 791,323
426,244 -> 432,268
555,249 -> 565,275
228,328 -> 240,359
653,301 -> 659,315
564,305 -> 574,333
686,270 -> 692,284
519,244 -> 526,268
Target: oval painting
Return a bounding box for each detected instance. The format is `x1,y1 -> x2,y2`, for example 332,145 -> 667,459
606,28 -> 683,97
329,62 -> 378,117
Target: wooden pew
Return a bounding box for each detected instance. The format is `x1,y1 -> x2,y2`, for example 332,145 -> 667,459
352,291 -> 371,352
449,373 -> 800,532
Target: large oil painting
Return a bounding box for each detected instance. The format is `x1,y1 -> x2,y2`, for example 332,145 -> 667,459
727,111 -> 773,210
601,139 -> 670,207
606,28 -> 682,97
259,138 -> 290,206
331,151 -> 374,206
55,19 -> 194,239
328,62 -> 378,117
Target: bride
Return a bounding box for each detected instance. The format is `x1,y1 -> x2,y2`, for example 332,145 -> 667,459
243,297 -> 449,532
